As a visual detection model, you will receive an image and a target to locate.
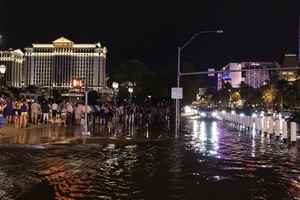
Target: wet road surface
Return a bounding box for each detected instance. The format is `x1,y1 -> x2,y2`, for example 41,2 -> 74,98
1,117 -> 300,200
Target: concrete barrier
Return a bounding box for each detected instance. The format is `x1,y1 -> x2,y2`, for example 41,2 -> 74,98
255,118 -> 260,132
282,120 -> 288,142
274,119 -> 280,138
290,122 -> 297,143
221,111 -> 298,146
262,117 -> 268,134
267,118 -> 274,135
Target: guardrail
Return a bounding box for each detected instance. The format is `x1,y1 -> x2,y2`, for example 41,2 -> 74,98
219,111 -> 297,144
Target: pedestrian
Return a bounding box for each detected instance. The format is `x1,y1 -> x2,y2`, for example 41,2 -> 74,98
41,101 -> 50,124
4,99 -> 13,123
75,103 -> 83,125
20,100 -> 28,128
52,101 -> 59,122
31,100 -> 40,125
14,100 -> 22,128
66,102 -> 73,127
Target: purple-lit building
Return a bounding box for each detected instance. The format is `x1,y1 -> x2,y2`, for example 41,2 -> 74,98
218,62 -> 278,90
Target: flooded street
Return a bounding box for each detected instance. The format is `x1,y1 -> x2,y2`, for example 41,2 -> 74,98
1,117 -> 300,200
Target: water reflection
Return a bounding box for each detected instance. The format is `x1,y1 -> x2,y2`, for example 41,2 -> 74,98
0,122 -> 169,145
190,119 -> 220,157
1,118 -> 300,199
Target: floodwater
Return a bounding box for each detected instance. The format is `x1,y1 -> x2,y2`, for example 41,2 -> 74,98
1,117 -> 300,200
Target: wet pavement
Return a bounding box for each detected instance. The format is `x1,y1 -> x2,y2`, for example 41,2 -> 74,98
0,123 -> 167,145
1,117 -> 300,199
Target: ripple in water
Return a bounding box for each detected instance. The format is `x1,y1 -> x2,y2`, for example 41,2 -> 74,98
0,119 -> 300,199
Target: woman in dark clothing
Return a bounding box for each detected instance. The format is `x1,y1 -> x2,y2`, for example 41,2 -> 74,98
4,100 -> 13,123
20,101 -> 28,128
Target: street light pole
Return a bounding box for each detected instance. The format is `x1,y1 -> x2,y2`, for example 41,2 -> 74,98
0,65 -> 6,91
128,87 -> 133,103
112,82 -> 119,106
84,84 -> 89,135
175,30 -> 223,138
175,47 -> 181,138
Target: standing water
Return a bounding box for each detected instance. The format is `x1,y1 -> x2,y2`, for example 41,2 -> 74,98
1,118 -> 300,200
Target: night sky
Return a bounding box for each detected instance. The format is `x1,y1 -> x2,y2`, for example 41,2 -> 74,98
0,1 -> 299,71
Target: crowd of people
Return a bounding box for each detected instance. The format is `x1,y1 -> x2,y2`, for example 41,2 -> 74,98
0,96 -> 171,134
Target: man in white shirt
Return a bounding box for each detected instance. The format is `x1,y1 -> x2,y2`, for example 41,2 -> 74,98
31,101 -> 40,125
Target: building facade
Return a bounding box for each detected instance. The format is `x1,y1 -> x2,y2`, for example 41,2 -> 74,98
279,54 -> 298,82
0,37 -> 107,90
0,49 -> 24,87
24,37 -> 107,89
218,62 -> 278,90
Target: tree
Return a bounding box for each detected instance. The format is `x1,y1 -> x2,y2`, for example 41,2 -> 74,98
239,81 -> 261,107
110,59 -> 164,102
214,81 -> 232,107
230,91 -> 241,103
276,79 -> 294,109
262,84 -> 277,109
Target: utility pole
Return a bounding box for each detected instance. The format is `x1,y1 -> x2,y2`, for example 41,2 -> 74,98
175,30 -> 223,138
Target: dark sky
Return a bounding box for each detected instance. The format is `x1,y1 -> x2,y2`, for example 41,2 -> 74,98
0,0 -> 299,71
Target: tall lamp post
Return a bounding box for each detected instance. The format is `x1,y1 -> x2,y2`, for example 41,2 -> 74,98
128,87 -> 133,103
0,65 -> 6,91
112,82 -> 119,106
175,30 -> 223,138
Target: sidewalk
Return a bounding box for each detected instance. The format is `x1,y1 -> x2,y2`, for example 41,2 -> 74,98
0,122 -> 169,145
0,123 -> 80,144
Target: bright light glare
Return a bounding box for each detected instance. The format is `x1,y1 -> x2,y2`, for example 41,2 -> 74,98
212,111 -> 218,118
221,110 -> 226,114
239,113 -> 245,117
184,106 -> 192,114
252,113 -> 257,118
200,112 -> 207,117
231,110 -> 236,115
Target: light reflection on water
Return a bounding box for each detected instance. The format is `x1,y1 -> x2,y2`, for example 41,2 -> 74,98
191,120 -> 219,156
1,118 -> 300,199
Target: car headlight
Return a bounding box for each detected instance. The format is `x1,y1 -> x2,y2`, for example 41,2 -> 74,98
212,112 -> 218,118
200,112 -> 207,117
251,113 -> 257,118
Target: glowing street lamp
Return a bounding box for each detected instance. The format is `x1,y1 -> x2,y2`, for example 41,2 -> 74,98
0,65 -> 6,88
72,78 -> 83,89
175,30 -> 223,138
128,87 -> 133,103
112,82 -> 119,90
0,65 -> 6,75
128,87 -> 133,93
112,82 -> 119,105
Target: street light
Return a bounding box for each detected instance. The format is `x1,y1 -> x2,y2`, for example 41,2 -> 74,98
112,82 -> 119,90
128,87 -> 133,103
112,82 -> 119,105
0,65 -> 6,75
175,29 -> 223,138
0,65 -> 6,90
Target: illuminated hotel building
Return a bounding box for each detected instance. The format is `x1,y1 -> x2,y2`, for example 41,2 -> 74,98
217,62 -> 278,90
0,49 -> 24,87
23,37 -> 107,89
0,37 -> 107,90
